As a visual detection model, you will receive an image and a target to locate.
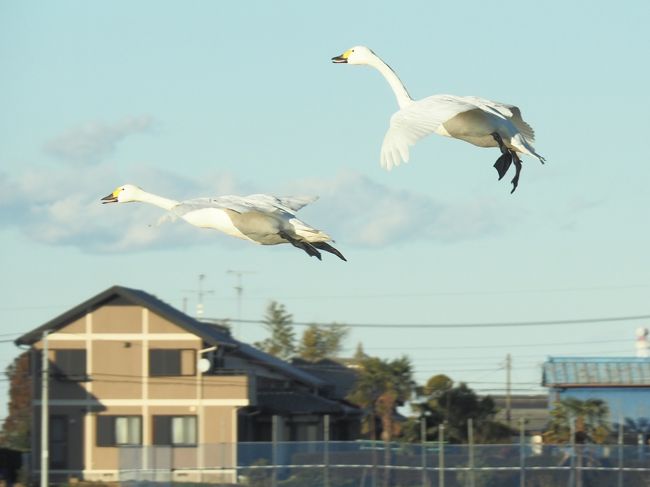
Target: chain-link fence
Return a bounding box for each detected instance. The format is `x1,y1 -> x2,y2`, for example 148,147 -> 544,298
119,440 -> 650,487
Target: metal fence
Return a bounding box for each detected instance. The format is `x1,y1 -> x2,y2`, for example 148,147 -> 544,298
119,440 -> 650,487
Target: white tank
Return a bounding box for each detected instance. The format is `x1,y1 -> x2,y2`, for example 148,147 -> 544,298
635,327 -> 649,358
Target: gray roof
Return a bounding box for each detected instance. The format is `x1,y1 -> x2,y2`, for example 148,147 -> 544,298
256,391 -> 361,415
543,357 -> 650,387
15,285 -> 326,389
291,358 -> 359,400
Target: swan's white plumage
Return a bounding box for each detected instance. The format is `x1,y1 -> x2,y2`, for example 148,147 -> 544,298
101,185 -> 340,258
332,46 -> 545,172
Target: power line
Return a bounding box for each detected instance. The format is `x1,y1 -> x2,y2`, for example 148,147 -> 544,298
344,338 -> 632,352
225,313 -> 650,329
4,283 -> 648,311
204,283 -> 650,301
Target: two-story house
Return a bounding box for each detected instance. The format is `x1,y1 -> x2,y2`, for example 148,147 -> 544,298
16,285 -> 361,484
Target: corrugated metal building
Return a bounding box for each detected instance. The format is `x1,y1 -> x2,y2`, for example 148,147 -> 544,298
542,356 -> 650,423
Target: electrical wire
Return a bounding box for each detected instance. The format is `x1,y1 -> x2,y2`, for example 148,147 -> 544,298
225,313 -> 650,329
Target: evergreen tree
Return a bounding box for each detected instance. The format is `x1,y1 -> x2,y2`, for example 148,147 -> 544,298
0,351 -> 31,450
254,301 -> 296,360
352,342 -> 367,364
297,323 -> 348,361
407,376 -> 513,443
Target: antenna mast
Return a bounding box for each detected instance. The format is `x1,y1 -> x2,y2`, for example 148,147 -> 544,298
227,270 -> 255,337
183,274 -> 215,318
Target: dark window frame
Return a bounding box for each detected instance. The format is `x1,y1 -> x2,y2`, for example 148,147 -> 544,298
52,349 -> 87,381
152,415 -> 197,446
96,415 -> 143,447
149,349 -> 196,377
50,415 -> 68,469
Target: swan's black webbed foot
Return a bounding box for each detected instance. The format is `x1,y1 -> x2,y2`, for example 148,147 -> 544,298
312,241 -> 347,262
493,152 -> 513,180
492,132 -> 523,192
510,153 -> 523,194
492,132 -> 512,180
279,231 -> 322,260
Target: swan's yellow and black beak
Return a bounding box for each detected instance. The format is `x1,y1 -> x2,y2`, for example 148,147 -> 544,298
331,50 -> 351,63
101,190 -> 119,204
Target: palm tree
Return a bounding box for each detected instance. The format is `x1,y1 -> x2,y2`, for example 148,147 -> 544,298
544,397 -> 610,487
347,355 -> 415,487
544,397 -> 610,444
347,356 -> 415,441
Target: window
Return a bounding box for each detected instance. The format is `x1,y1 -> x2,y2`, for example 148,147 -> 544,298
153,415 -> 197,446
97,416 -> 142,446
50,415 -> 67,468
53,349 -> 87,380
149,349 -> 195,376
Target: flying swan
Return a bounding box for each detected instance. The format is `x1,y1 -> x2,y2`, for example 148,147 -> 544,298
332,46 -> 545,193
101,184 -> 346,261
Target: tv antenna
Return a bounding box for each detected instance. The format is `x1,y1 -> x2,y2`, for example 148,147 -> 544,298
183,274 -> 215,318
227,270 -> 255,337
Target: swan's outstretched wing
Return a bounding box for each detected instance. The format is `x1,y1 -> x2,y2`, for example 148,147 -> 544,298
381,95 -> 493,170
173,194 -> 318,217
380,94 -> 533,170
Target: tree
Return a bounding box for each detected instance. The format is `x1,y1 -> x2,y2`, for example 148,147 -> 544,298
352,342 -> 367,364
347,356 -> 415,441
544,397 -> 610,444
543,398 -> 610,487
297,323 -> 348,361
0,351 -> 31,450
407,376 -> 513,444
347,355 -> 415,487
254,301 -> 296,360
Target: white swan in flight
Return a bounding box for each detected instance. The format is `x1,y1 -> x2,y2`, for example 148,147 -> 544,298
101,184 -> 346,261
332,46 -> 545,193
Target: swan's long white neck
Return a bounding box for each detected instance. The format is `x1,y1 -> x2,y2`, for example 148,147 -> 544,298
368,54 -> 413,109
135,190 -> 179,211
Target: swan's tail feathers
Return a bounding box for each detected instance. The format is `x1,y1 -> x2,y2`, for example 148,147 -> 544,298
290,218 -> 333,242
511,134 -> 546,164
279,231 -> 322,260
312,241 -> 347,262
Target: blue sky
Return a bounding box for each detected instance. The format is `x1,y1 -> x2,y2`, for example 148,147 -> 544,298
1,0 -> 650,420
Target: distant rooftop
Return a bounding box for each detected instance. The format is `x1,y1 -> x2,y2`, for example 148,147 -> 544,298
542,356 -> 650,387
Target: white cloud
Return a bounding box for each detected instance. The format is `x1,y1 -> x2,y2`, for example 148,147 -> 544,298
1,163 -> 522,253
283,171 -> 521,247
43,116 -> 154,164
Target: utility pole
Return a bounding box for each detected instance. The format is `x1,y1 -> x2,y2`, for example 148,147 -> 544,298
41,330 -> 49,487
183,274 -> 215,318
226,270 -> 254,338
506,353 -> 512,427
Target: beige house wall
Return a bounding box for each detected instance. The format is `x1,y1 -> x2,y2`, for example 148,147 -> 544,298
93,305 -> 143,333
92,340 -> 143,398
29,300 -> 249,480
149,311 -> 187,333
56,316 -> 86,333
